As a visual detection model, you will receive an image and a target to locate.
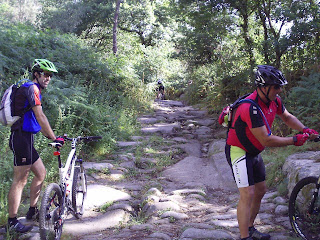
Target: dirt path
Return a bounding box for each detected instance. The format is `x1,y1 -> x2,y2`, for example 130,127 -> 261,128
0,100 -> 297,240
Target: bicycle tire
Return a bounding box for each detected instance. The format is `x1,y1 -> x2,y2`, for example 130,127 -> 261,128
289,176 -> 320,240
72,166 -> 87,219
39,183 -> 63,240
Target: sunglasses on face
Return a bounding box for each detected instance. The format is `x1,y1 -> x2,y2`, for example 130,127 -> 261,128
39,72 -> 53,78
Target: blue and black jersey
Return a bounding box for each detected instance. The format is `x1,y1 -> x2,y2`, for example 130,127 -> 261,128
12,81 -> 42,133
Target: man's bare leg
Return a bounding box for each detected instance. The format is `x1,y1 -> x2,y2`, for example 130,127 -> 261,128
237,185 -> 255,238
8,166 -> 31,218
249,181 -> 267,226
29,158 -> 46,207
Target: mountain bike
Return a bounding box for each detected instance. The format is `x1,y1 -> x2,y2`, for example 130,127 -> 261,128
39,135 -> 102,240
288,135 -> 320,240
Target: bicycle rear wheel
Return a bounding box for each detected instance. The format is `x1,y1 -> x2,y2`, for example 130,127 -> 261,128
72,166 -> 87,219
289,176 -> 320,240
39,183 -> 63,240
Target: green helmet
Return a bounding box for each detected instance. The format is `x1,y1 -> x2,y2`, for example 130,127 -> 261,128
32,59 -> 58,73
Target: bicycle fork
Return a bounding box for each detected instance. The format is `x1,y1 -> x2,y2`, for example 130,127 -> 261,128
76,158 -> 87,216
77,158 -> 87,194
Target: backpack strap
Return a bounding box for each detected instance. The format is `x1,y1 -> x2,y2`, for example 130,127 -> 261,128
227,93 -> 251,130
13,80 -> 34,116
237,99 -> 272,136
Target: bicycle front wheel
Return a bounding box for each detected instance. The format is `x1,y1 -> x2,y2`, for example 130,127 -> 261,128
39,183 -> 63,240
72,166 -> 87,219
289,176 -> 320,240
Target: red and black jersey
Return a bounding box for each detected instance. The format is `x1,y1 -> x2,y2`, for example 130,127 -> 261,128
226,90 -> 285,155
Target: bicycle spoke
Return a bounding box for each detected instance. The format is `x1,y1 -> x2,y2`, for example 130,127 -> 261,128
72,166 -> 87,219
289,177 -> 320,240
39,183 -> 63,240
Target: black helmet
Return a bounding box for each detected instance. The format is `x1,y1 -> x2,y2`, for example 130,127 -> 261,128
255,65 -> 287,86
157,80 -> 162,84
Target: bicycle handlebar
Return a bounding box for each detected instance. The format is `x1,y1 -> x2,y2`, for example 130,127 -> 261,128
62,135 -> 102,142
78,136 -> 102,142
48,135 -> 102,148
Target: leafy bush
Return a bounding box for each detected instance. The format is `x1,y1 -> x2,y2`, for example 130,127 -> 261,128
286,73 -> 320,130
183,64 -> 253,112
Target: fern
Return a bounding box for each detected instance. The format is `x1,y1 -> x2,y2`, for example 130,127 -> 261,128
287,73 -> 320,129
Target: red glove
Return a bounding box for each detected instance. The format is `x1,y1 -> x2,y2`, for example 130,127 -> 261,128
218,106 -> 230,125
54,137 -> 65,146
293,133 -> 309,146
303,127 -> 319,135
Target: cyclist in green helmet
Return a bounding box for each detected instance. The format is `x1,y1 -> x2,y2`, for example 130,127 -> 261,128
7,59 -> 64,234
31,58 -> 58,89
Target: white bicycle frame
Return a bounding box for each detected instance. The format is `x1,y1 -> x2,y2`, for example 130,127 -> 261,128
53,137 -> 82,202
59,146 -> 77,199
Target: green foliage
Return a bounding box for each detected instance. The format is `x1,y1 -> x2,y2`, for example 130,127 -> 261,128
172,0 -> 320,110
183,64 -> 214,105
0,128 -> 12,225
38,0 -> 88,33
183,62 -> 253,110
174,0 -> 234,66
98,201 -> 114,213
0,0 -> 40,24
286,73 -> 320,130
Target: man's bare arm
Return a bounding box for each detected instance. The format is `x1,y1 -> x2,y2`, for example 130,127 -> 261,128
278,109 -> 305,132
250,125 -> 294,147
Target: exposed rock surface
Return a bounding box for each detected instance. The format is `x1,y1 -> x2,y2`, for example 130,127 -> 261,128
283,151 -> 320,195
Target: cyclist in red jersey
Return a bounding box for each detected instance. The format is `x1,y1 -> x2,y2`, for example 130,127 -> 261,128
7,59 -> 64,234
225,65 -> 319,240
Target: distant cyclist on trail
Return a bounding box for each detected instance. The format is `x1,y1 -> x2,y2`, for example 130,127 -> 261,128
220,65 -> 318,240
156,79 -> 165,100
7,59 -> 64,233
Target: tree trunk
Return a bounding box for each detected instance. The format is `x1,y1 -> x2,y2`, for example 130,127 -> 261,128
113,0 -> 122,55
256,1 -> 270,65
237,0 -> 256,78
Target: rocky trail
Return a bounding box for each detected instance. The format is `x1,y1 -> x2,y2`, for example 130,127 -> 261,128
1,100 -> 298,240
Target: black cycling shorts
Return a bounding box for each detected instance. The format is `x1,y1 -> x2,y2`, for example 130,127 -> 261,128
9,130 -> 39,166
225,144 -> 265,188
